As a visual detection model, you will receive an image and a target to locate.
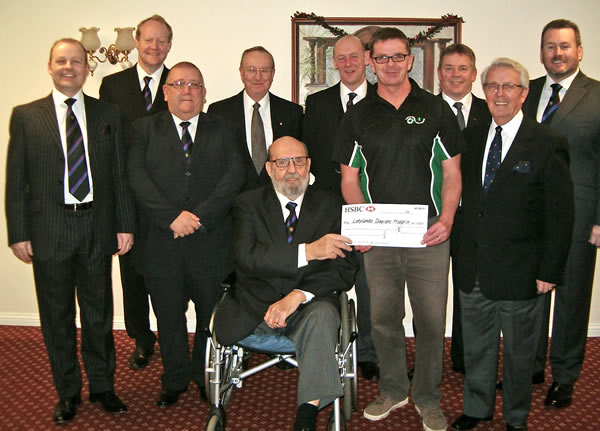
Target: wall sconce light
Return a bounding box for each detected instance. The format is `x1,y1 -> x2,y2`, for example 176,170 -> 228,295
79,27 -> 136,76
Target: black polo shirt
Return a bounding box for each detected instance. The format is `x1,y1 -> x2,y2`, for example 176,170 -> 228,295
333,79 -> 463,218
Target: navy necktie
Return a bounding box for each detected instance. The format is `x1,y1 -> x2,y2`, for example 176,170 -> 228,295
346,92 -> 357,110
65,98 -> 90,201
285,202 -> 298,243
542,83 -> 562,123
454,101 -> 465,131
482,126 -> 503,195
180,121 -> 193,164
142,76 -> 153,112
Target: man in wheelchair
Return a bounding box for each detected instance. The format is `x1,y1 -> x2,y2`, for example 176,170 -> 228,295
214,136 -> 358,430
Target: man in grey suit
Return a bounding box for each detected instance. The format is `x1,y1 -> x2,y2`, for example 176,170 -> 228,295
450,58 -> 573,431
99,14 -> 172,371
303,34 -> 379,381
5,38 -> 135,423
208,46 -> 303,190
214,137 -> 358,431
523,19 -> 600,409
437,43 -> 491,375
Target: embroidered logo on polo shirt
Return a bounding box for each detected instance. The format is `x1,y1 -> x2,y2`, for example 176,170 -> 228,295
405,116 -> 425,125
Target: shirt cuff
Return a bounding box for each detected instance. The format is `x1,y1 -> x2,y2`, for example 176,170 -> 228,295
294,289 -> 315,304
298,243 -> 308,267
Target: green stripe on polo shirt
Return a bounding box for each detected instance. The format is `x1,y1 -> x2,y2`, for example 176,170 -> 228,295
429,133 -> 451,215
349,141 -> 373,204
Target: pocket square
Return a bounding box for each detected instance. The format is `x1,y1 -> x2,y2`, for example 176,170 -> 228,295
101,124 -> 112,135
513,160 -> 531,173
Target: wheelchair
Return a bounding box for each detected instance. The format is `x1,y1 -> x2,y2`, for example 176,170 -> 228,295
204,280 -> 358,431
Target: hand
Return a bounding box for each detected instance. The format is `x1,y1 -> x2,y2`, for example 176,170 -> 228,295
116,233 -> 134,256
305,234 -> 353,261
264,290 -> 306,329
170,211 -> 201,238
421,219 -> 452,247
10,241 -> 33,263
353,245 -> 372,253
537,279 -> 556,294
588,225 -> 600,247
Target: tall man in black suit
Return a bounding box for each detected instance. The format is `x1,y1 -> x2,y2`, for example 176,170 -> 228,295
450,58 -> 573,431
128,62 -> 245,408
99,14 -> 172,370
303,34 -> 379,381
208,46 -> 303,190
5,38 -> 135,424
437,43 -> 491,375
523,19 -> 600,409
215,136 -> 357,431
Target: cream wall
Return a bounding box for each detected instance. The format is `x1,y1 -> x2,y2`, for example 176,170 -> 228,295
1,0 -> 599,335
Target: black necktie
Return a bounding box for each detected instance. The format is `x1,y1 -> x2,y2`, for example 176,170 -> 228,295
142,76 -> 153,112
454,101 -> 465,131
346,92 -> 357,110
542,83 -> 562,123
180,121 -> 193,164
251,102 -> 267,173
285,202 -> 298,244
483,126 -> 503,195
65,98 -> 90,201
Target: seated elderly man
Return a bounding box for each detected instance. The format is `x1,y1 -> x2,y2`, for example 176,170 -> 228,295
214,136 -> 358,431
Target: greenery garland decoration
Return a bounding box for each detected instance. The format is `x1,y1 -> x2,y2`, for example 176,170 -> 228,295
292,12 -> 463,46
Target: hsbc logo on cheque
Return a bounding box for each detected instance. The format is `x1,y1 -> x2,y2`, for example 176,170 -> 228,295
365,206 -> 376,212
344,205 -> 377,213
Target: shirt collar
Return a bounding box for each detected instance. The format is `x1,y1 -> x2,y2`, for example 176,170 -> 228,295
274,188 -> 305,219
137,63 -> 165,86
171,112 -> 200,129
243,90 -> 270,111
543,68 -> 579,92
491,110 -> 523,137
441,92 -> 472,109
52,88 -> 84,108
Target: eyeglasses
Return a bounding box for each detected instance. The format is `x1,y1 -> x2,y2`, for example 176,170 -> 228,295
244,66 -> 273,76
269,156 -> 308,168
372,53 -> 410,64
166,80 -> 205,90
483,82 -> 524,93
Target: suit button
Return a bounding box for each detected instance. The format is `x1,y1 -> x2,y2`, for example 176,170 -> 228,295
478,212 -> 484,217
185,172 -> 191,176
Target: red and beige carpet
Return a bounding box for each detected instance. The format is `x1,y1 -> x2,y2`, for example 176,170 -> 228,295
1,326 -> 599,430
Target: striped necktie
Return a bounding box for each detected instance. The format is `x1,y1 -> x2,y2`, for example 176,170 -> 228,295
285,202 -> 298,243
65,98 -> 90,201
142,76 -> 153,112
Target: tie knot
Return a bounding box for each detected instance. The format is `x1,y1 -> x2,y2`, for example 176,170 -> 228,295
144,76 -> 152,85
180,121 -> 191,130
253,102 -> 261,110
348,92 -> 357,102
286,202 -> 297,212
65,98 -> 76,108
495,125 -> 502,134
453,101 -> 463,110
551,83 -> 562,93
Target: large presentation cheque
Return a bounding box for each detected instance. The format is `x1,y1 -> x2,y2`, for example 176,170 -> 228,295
341,204 -> 428,248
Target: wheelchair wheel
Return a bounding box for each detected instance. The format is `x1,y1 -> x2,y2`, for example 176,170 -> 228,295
348,299 -> 358,411
340,293 -> 358,420
206,407 -> 226,431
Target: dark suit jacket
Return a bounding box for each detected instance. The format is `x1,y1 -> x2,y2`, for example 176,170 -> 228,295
5,94 -> 135,259
303,82 -> 377,195
523,71 -> 600,234
452,116 -> 574,300
99,65 -> 169,146
127,110 -> 245,279
437,92 -> 491,130
214,185 -> 358,345
207,91 -> 303,190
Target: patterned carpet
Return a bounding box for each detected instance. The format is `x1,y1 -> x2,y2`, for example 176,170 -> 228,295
1,326 -> 599,430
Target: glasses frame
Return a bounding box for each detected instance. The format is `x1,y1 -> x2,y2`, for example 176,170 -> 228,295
269,156 -> 309,168
483,82 -> 524,93
166,80 -> 205,90
372,53 -> 410,64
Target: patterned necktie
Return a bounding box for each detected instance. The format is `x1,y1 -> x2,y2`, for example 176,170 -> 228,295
483,126 -> 503,195
542,83 -> 562,123
251,102 -> 267,173
142,76 -> 153,112
346,92 -> 357,110
285,202 -> 298,243
180,121 -> 193,164
65,98 -> 90,201
454,101 -> 466,131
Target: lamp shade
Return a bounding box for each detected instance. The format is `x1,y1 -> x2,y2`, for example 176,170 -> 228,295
79,27 -> 101,51
114,27 -> 135,51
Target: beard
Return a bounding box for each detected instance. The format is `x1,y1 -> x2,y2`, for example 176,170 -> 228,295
273,172 -> 309,200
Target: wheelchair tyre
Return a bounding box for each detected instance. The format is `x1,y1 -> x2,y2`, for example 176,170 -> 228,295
340,293 -> 353,420
206,412 -> 225,431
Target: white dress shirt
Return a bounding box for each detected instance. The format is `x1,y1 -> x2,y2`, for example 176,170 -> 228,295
481,110 -> 524,184
442,92 -> 473,127
243,91 -> 273,155
340,79 -> 368,113
137,63 -> 165,104
536,68 -> 579,122
52,89 -> 93,204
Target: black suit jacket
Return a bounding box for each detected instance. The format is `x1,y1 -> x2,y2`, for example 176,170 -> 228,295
5,94 -> 135,258
214,185 -> 358,345
452,116 -> 574,300
207,91 -> 303,190
99,65 -> 170,146
127,110 -> 245,279
523,71 -> 600,232
303,82 -> 377,195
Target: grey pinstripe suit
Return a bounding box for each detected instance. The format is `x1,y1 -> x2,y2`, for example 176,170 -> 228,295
5,94 -> 135,399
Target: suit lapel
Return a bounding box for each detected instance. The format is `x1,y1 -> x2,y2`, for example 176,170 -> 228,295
262,186 -> 288,243
549,72 -> 587,127
38,95 -> 62,151
294,187 -> 321,244
487,118 -> 531,192
523,78 -> 544,119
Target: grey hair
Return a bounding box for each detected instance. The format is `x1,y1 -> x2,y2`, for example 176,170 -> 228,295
481,57 -> 529,88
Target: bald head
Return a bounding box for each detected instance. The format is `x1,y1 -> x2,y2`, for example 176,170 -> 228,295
266,137 -> 311,200
333,35 -> 368,91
